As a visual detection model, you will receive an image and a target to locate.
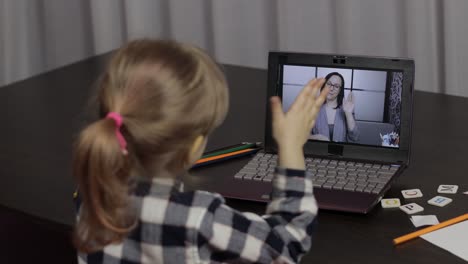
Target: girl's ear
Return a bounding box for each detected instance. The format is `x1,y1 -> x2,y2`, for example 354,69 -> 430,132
187,135 -> 207,165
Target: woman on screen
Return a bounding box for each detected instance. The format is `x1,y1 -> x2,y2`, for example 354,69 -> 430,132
310,72 -> 359,143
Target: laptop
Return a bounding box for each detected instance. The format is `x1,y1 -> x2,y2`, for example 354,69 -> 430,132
207,52 -> 414,214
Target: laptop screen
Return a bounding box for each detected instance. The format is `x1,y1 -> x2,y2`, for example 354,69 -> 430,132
281,65 -> 403,149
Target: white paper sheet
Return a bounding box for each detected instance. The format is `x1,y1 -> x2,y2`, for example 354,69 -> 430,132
421,220 -> 468,261
410,215 -> 439,227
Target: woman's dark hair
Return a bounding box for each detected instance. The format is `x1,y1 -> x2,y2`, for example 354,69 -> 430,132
322,72 -> 345,109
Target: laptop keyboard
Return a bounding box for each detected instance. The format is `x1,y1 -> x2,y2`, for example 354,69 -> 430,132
234,153 -> 400,194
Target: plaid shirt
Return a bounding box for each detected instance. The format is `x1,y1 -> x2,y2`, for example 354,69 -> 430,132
77,168 -> 318,264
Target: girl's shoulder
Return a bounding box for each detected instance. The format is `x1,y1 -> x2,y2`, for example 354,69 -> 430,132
168,190 -> 225,208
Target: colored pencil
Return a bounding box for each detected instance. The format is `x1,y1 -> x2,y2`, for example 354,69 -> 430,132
393,213 -> 468,245
192,148 -> 260,168
201,142 -> 259,159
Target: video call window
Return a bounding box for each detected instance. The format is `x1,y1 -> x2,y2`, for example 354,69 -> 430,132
281,65 -> 403,149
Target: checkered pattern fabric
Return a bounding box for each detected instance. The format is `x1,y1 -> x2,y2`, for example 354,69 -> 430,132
77,167 -> 318,263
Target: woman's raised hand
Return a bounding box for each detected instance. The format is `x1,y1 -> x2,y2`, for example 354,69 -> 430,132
343,92 -> 355,113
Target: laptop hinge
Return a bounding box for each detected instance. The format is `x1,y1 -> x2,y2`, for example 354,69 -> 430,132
328,144 -> 343,156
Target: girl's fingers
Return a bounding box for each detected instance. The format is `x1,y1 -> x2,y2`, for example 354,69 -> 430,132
308,98 -> 323,125
306,86 -> 329,128
290,78 -> 320,113
283,78 -> 327,136
311,78 -> 326,96
316,86 -> 330,106
270,96 -> 284,123
304,78 -> 326,113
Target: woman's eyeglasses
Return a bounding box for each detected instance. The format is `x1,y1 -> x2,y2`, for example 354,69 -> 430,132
326,81 -> 342,90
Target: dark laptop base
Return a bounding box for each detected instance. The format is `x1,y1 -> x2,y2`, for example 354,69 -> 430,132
219,183 -> 382,214
191,155 -> 400,214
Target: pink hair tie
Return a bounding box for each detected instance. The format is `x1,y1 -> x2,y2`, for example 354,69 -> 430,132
106,112 -> 128,155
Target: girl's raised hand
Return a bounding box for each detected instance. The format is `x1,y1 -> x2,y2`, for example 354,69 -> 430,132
270,78 -> 329,169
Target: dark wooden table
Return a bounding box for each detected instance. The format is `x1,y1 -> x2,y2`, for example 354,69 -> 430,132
1,53 -> 467,263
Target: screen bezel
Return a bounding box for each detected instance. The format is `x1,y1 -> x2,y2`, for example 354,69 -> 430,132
265,52 -> 415,164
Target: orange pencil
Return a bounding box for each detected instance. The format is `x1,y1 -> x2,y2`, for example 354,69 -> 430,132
393,213 -> 468,245
195,148 -> 255,164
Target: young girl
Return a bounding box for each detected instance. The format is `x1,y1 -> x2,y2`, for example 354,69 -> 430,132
73,39 -> 328,263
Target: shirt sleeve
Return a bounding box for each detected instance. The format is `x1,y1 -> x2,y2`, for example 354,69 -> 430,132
196,168 -> 318,263
347,120 -> 359,142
